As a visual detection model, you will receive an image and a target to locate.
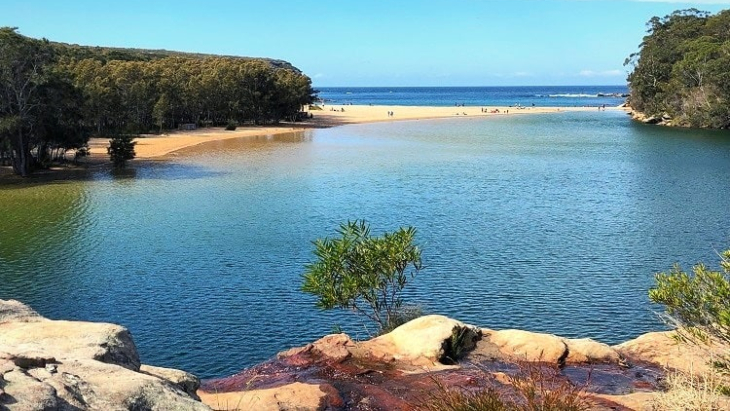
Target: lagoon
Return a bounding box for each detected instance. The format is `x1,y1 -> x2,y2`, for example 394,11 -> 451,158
1,110 -> 729,379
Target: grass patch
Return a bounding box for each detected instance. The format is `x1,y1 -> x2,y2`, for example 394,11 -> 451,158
652,367 -> 729,410
419,362 -> 590,411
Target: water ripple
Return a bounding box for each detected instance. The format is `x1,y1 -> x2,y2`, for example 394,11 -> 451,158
1,112 -> 730,379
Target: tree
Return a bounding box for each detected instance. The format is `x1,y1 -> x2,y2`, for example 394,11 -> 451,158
649,250 -> 730,372
107,135 -> 136,167
301,220 -> 423,332
0,27 -> 54,176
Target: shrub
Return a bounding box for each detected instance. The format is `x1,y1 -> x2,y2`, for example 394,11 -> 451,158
225,120 -> 238,131
507,363 -> 590,411
419,386 -> 507,411
301,220 -> 423,332
107,135 -> 136,167
648,250 -> 730,372
441,325 -> 481,365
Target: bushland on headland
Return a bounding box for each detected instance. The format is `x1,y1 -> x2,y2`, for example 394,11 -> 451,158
0,27 -> 316,176
626,9 -> 730,129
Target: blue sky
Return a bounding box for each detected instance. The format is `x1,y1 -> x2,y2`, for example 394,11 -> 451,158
1,0 -> 729,87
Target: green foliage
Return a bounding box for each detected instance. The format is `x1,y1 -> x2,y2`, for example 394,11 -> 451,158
301,220 -> 423,332
0,27 -> 63,175
107,135 -> 137,167
0,26 -> 317,175
626,9 -> 730,128
649,250 -> 730,371
225,120 -> 238,131
441,325 -> 480,365
58,54 -> 316,134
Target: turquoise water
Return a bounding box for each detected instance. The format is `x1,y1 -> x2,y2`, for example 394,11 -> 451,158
317,86 -> 629,107
1,111 -> 730,379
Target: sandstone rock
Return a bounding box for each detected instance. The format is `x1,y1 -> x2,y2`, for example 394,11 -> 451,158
38,359 -> 209,410
475,331 -> 620,366
357,315 -> 480,366
486,329 -> 568,364
198,382 -> 341,411
614,330 -> 722,375
564,338 -> 620,364
594,392 -> 656,411
0,300 -> 42,324
141,364 -> 201,401
0,300 -> 208,410
278,333 -> 354,365
0,320 -> 140,371
1,368 -> 59,410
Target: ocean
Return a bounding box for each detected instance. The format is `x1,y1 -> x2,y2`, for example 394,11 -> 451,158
316,85 -> 629,107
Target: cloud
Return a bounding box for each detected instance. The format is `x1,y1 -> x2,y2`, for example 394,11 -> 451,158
579,69 -> 624,77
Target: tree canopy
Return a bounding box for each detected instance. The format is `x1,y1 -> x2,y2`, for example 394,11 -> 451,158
0,27 -> 316,176
626,9 -> 730,128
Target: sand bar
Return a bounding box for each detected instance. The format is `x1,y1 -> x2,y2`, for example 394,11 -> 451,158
85,104 -> 623,160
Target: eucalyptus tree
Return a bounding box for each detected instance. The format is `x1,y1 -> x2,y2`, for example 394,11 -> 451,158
0,27 -> 54,176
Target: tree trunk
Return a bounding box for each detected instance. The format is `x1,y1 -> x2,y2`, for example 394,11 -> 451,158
12,129 -> 31,177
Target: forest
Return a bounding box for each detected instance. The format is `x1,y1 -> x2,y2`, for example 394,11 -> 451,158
0,27 -> 316,176
626,9 -> 730,129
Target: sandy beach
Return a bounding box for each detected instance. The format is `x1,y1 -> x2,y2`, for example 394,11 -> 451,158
83,104 -> 622,160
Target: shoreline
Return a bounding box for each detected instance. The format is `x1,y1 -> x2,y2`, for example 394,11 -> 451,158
0,104 -> 627,177
84,104 -> 625,161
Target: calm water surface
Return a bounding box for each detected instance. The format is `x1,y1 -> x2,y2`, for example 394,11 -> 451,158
1,111 -> 729,379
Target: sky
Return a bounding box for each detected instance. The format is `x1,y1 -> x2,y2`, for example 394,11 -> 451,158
1,0 -> 729,87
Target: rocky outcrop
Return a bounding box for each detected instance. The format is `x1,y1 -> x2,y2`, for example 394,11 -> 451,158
6,298 -> 721,411
200,316 -> 674,410
615,330 -> 726,376
140,364 -> 202,401
198,382 -> 342,411
357,315 -> 481,367
628,108 -> 678,127
0,299 -> 208,410
0,299 -> 42,323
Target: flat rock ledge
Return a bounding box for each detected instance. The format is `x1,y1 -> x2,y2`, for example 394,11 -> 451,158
201,315 -> 723,411
0,299 -> 208,410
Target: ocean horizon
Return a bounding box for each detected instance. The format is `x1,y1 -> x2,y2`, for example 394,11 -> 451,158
316,85 -> 629,108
